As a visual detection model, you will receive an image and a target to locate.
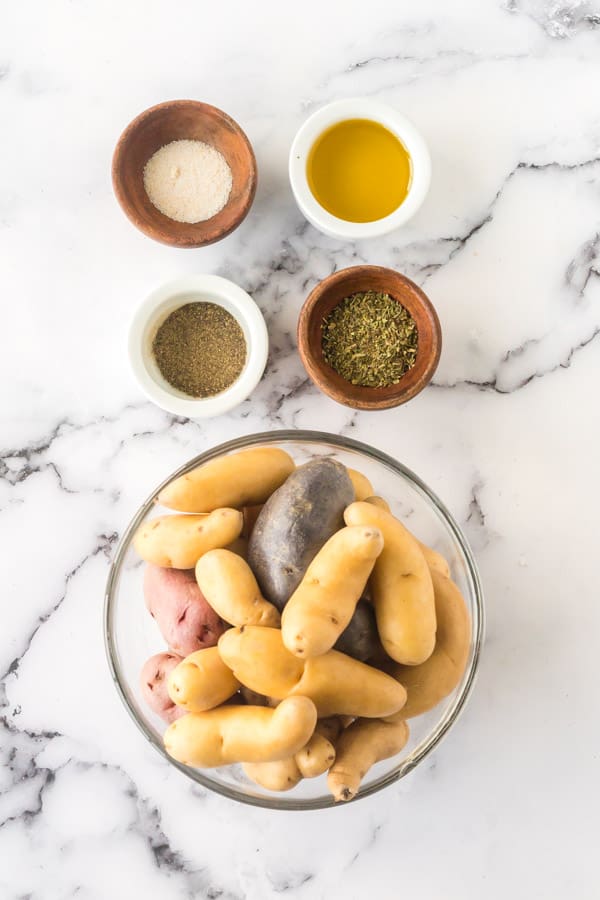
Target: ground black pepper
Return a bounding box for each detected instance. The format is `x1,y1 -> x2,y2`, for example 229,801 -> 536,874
321,290 -> 418,387
153,302 -> 246,397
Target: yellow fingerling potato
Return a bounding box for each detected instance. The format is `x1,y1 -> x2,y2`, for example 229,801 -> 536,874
133,508 -> 243,569
295,724 -> 337,778
244,718 -> 340,789
327,718 -> 410,802
298,651 -> 406,718
219,626 -> 304,696
347,468 -> 374,501
167,648 -> 240,713
338,715 -> 356,730
364,495 -> 389,511
344,501 -> 435,665
386,570 -> 470,719
365,497 -> 451,579
363,495 -> 389,511
196,549 -> 280,628
218,626 -> 406,718
282,526 -> 384,658
163,696 -> 317,767
158,448 -> 295,513
243,758 -> 303,792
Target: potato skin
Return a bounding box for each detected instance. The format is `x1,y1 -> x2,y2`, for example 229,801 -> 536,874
143,565 -> 226,656
415,538 -> 450,578
243,758 -> 302,791
385,571 -> 470,719
364,496 -> 389,512
315,716 -> 345,744
365,496 -> 450,579
281,525 -> 384,657
242,505 -> 263,539
225,536 -> 248,560
163,696 -> 317,767
295,727 -> 337,778
328,718 -> 410,802
140,653 -> 185,724
248,459 -> 354,611
244,717 -> 340,788
416,543 -> 450,579
344,501 -> 436,665
134,508 -> 243,569
334,600 -> 379,662
218,626 -> 304,698
195,549 -> 280,627
158,448 -> 295,513
218,626 -> 406,718
167,648 -> 240,713
347,468 -> 374,501
238,686 -> 280,708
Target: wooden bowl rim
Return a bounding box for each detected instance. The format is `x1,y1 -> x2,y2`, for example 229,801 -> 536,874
297,265 -> 442,410
112,99 -> 257,248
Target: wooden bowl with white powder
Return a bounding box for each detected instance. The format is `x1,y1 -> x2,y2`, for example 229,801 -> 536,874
112,100 -> 257,248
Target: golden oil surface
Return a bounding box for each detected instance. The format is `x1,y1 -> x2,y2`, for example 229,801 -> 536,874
306,118 -> 412,223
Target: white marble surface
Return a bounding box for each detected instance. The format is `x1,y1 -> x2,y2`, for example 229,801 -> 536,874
2,0 -> 600,896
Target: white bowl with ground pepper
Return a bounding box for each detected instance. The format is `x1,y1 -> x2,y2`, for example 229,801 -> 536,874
128,275 -> 268,417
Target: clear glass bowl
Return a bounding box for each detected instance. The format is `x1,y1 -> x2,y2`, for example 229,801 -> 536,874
104,430 -> 484,810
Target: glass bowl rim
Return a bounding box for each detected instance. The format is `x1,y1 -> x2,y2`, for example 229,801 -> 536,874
104,429 -> 485,811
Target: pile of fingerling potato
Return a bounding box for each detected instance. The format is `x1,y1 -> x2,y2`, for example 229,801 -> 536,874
134,447 -> 470,802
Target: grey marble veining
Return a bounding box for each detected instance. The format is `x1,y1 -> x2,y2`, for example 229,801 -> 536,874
2,0 -> 600,897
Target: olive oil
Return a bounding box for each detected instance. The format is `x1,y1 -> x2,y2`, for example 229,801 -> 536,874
306,119 -> 412,223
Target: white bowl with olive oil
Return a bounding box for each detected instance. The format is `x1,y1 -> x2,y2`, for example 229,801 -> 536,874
289,98 -> 431,240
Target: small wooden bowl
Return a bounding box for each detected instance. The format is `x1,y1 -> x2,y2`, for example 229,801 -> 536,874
112,100 -> 257,248
297,266 -> 441,410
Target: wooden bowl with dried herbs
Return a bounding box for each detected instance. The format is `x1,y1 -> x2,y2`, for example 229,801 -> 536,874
297,266 -> 441,410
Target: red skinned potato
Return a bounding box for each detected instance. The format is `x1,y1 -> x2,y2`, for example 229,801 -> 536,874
143,564 -> 226,656
140,652 -> 186,724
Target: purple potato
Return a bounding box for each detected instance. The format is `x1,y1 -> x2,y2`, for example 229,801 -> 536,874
334,600 -> 379,662
248,459 -> 354,611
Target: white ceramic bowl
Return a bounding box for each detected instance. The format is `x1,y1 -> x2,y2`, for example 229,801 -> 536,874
128,274 -> 268,417
289,98 -> 431,240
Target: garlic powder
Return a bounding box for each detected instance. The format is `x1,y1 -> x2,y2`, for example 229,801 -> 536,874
143,139 -> 233,224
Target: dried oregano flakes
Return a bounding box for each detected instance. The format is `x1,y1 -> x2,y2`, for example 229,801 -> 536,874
321,291 -> 418,388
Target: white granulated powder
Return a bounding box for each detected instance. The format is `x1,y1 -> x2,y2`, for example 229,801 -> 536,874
143,139 -> 233,224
